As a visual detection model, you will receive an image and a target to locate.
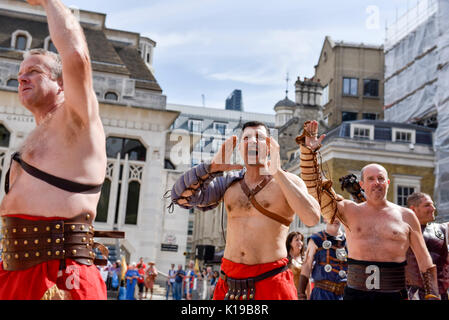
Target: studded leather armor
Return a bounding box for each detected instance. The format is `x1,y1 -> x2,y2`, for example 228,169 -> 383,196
405,222 -> 449,295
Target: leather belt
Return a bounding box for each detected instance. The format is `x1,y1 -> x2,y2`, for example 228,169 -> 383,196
347,261 -> 406,292
1,213 -> 124,271
314,280 -> 346,296
220,264 -> 288,300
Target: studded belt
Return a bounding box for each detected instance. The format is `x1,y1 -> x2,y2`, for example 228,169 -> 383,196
220,264 -> 288,300
1,213 -> 124,271
314,280 -> 346,296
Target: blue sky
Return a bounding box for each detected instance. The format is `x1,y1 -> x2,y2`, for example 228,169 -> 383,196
66,0 -> 412,114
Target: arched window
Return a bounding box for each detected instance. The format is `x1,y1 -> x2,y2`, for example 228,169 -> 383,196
100,137 -> 146,226
106,137 -> 146,161
104,92 -> 118,101
15,35 -> 27,50
6,79 -> 19,88
11,30 -> 32,51
95,178 -> 111,223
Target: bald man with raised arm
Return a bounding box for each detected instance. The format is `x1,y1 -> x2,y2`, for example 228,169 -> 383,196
296,120 -> 439,300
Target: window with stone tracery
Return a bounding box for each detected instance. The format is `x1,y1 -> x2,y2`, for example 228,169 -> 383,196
96,137 -> 146,226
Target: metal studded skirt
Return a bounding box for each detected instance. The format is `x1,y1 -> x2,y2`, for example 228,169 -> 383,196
1,213 -> 124,271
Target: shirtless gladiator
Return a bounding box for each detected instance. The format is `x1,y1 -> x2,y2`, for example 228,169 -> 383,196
171,121 -> 320,300
297,120 -> 439,300
0,0 -> 122,300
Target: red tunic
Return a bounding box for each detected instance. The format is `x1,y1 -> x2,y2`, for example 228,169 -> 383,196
213,257 -> 298,300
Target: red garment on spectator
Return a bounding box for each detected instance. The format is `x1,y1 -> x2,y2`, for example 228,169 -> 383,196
213,257 -> 297,300
137,267 -> 146,284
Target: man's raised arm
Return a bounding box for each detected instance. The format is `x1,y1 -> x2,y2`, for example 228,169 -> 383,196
295,120 -> 350,228
170,136 -> 244,211
34,0 -> 97,122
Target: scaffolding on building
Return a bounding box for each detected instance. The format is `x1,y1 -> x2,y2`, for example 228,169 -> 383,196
384,0 -> 449,221
385,0 -> 438,51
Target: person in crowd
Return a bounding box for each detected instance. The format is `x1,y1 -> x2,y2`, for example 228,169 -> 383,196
144,261 -> 158,300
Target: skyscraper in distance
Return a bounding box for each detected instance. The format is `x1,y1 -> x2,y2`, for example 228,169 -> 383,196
225,89 -> 243,111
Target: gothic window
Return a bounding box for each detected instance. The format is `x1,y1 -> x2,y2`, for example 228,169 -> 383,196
125,180 -> 140,225
106,137 -> 146,161
0,124 -> 11,147
105,92 -> 119,101
6,79 -> 19,88
98,137 -> 146,226
96,178 -> 111,222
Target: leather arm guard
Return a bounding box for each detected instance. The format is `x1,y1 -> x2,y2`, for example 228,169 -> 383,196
421,265 -> 440,300
298,275 -> 309,300
170,162 -> 244,212
297,135 -> 347,228
339,174 -> 366,203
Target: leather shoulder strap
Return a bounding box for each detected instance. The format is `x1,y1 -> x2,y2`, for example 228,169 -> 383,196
239,176 -> 292,227
9,152 -> 103,193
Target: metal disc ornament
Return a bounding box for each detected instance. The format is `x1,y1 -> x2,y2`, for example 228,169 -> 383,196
339,270 -> 347,278
324,264 -> 332,273
322,240 -> 332,250
336,248 -> 347,261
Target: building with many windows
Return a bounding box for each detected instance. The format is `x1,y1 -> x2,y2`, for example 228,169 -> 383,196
0,1 -> 193,274
314,36 -> 384,129
225,89 -> 243,111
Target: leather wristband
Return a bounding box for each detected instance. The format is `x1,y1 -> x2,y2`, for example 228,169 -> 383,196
298,275 -> 309,299
421,265 -> 440,300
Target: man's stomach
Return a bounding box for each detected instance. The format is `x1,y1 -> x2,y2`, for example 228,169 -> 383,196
0,177 -> 100,219
224,216 -> 289,265
346,238 -> 409,263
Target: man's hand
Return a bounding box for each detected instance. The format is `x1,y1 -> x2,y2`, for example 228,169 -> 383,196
304,120 -> 326,151
265,137 -> 281,176
210,135 -> 244,173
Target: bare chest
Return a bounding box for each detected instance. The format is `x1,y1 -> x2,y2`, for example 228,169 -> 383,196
223,180 -> 291,219
20,109 -> 83,161
347,209 -> 409,245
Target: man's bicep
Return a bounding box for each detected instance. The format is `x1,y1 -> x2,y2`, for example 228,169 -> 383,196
62,63 -> 99,122
407,210 -> 433,270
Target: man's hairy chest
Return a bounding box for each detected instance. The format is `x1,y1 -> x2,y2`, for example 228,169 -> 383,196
223,180 -> 291,219
20,108 -> 85,161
